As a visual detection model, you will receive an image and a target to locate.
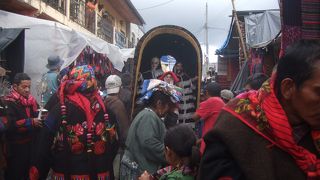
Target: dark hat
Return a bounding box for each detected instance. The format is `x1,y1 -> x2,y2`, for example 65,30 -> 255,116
46,55 -> 64,70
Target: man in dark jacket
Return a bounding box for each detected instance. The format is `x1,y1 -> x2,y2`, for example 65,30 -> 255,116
199,40 -> 320,179
4,73 -> 42,180
105,74 -> 130,180
118,73 -> 133,117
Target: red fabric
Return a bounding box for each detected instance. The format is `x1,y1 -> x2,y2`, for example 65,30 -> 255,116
52,172 -> 64,179
29,166 -> 39,180
65,92 -> 103,131
58,65 -> 106,131
196,97 -> 225,154
95,122 -> 105,135
225,73 -> 320,179
262,76 -> 320,178
5,89 -> 38,117
71,141 -> 85,154
94,140 -> 106,155
71,174 -> 90,180
97,172 -> 110,180
158,71 -> 180,83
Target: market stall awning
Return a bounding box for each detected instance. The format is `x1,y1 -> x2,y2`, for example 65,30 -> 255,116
0,28 -> 24,52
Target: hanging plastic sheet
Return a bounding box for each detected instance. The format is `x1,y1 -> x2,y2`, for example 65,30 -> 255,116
230,60 -> 250,93
244,10 -> 281,48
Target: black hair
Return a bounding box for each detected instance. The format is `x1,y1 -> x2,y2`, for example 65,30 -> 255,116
245,73 -> 269,90
205,82 -> 221,97
121,73 -> 132,87
133,90 -> 173,119
148,90 -> 173,108
164,124 -> 200,170
173,62 -> 183,74
275,40 -> 320,99
13,73 -> 31,85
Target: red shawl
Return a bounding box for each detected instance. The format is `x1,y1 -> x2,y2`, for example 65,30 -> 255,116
58,65 -> 106,131
158,71 -> 180,84
224,74 -> 320,179
5,89 -> 38,117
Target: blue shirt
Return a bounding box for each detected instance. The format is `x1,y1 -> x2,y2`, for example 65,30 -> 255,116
43,71 -> 59,105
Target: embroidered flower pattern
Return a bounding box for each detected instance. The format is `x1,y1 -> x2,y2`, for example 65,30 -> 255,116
73,123 -> 84,136
55,119 -> 117,154
94,140 -> 106,155
232,80 -> 272,131
71,141 -> 85,154
95,122 -> 105,136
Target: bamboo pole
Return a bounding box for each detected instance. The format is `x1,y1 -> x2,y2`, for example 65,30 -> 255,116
231,0 -> 248,68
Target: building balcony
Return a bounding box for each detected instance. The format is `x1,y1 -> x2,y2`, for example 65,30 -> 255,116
127,41 -> 134,48
97,13 -> 114,44
42,0 -> 66,15
115,30 -> 126,48
0,0 -> 133,48
69,0 -> 95,34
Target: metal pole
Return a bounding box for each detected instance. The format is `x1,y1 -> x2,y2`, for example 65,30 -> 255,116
205,2 -> 209,73
231,0 -> 248,68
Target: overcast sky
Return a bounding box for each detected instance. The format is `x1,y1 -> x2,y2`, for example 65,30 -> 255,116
131,0 -> 279,62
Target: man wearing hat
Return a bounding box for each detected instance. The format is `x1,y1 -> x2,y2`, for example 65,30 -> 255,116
220,89 -> 234,103
104,74 -> 130,180
42,55 -> 64,105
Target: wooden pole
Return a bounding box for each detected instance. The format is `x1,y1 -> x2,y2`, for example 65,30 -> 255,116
231,0 -> 248,68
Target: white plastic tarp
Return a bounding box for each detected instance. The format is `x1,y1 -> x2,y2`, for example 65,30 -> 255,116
244,10 -> 281,48
0,10 -> 135,100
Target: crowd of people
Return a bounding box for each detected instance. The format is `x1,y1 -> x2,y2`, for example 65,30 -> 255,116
0,39 -> 319,180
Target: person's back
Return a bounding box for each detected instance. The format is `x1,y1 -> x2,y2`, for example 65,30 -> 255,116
124,108 -> 167,173
42,71 -> 58,104
193,82 -> 225,154
30,65 -> 118,180
104,74 -> 131,180
121,81 -> 182,180
198,97 -> 224,136
42,55 -> 64,105
118,87 -> 132,116
118,73 -> 133,115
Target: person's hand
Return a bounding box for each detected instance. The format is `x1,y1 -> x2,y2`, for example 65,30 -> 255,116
139,171 -> 151,180
32,118 -> 44,128
39,111 -> 48,121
